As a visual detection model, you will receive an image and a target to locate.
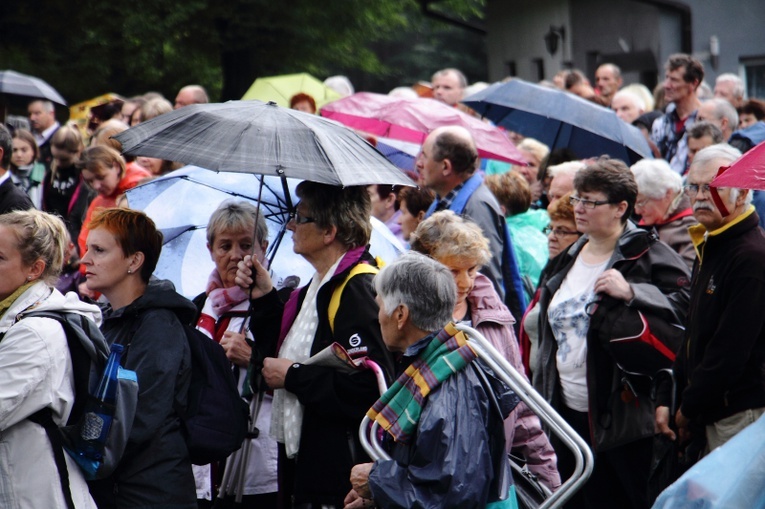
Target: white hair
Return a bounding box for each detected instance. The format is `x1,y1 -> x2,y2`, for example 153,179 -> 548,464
374,252 -> 456,332
692,144 -> 751,206
612,89 -> 646,111
716,73 -> 746,100
547,161 -> 585,179
630,158 -> 682,199
324,75 -> 355,98
622,83 -> 655,111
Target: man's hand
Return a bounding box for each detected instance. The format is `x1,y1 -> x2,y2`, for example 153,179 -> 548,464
675,408 -> 691,443
262,357 -> 294,389
655,406 -> 676,441
219,331 -> 251,367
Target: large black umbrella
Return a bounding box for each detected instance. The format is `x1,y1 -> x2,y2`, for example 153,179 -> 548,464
0,70 -> 67,106
114,100 -> 415,188
462,79 -> 652,165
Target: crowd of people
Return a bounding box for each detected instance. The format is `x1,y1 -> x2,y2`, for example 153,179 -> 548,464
1,49 -> 764,509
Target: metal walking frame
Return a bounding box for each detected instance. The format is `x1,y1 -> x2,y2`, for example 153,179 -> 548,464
358,323 -> 594,508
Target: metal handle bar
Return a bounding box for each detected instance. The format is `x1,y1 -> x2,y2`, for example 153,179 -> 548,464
359,324 -> 594,508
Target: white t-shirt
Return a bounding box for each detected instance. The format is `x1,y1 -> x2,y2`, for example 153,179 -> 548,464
548,256 -> 608,412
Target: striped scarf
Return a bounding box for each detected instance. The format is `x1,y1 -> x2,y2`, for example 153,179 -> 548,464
367,322 -> 477,444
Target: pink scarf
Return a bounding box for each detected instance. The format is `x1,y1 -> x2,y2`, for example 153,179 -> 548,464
205,270 -> 249,316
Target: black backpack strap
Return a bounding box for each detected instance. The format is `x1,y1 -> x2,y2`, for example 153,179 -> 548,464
28,408 -> 76,509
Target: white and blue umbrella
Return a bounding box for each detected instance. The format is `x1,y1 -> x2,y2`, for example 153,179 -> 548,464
126,165 -> 405,298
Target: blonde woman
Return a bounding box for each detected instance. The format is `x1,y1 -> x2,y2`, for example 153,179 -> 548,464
0,210 -> 101,508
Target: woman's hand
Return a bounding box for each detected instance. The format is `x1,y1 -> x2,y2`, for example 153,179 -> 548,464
219,331 -> 251,367
594,269 -> 634,302
655,406 -> 676,441
262,357 -> 294,389
235,255 -> 273,300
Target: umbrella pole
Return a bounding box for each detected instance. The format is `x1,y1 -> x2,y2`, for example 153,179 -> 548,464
240,175 -> 266,336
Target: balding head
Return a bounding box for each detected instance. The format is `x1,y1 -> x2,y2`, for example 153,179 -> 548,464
174,85 -> 209,109
595,63 -> 623,101
430,126 -> 478,175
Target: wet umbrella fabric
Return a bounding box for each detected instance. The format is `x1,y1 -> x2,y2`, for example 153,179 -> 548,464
0,70 -> 67,106
711,140 -> 765,190
125,166 -> 405,298
321,91 -> 527,165
462,79 -> 652,164
114,100 -> 414,188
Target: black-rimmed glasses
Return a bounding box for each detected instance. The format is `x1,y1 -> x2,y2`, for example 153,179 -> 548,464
569,195 -> 613,209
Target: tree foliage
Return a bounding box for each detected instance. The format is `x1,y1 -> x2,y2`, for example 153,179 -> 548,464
0,0 -> 485,111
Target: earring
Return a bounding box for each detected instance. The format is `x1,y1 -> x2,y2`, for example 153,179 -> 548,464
26,276 -> 32,281
127,269 -> 132,274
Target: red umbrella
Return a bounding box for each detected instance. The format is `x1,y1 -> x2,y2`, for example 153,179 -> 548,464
320,92 -> 527,165
711,140 -> 765,190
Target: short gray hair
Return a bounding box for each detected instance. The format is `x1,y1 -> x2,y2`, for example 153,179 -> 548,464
612,89 -> 645,111
716,73 -> 745,100
547,161 -> 585,179
692,144 -> 751,206
703,98 -> 739,130
630,158 -> 682,199
206,200 -> 268,246
374,252 -> 456,332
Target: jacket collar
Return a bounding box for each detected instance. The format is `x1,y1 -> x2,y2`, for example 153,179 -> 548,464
689,205 -> 757,261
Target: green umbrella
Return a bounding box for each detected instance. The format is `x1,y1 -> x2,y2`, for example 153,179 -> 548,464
241,72 -> 342,109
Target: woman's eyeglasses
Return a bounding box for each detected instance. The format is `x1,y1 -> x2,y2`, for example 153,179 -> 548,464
569,195 -> 613,209
543,226 -> 580,237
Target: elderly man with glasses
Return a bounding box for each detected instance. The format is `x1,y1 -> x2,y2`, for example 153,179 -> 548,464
656,143 -> 765,461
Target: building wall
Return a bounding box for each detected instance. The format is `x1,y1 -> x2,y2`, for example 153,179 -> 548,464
486,0 -> 765,97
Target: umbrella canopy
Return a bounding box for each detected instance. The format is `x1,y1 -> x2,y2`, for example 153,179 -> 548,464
711,140 -> 765,190
242,73 -> 342,109
321,92 -> 527,165
126,165 -> 404,297
113,100 -> 415,188
0,70 -> 67,106
462,79 -> 652,164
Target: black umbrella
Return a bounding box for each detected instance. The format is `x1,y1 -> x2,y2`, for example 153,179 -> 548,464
0,70 -> 67,106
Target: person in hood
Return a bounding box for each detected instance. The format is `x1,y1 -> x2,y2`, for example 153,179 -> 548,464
343,252 -> 517,508
81,208 -> 196,509
0,209 -> 100,508
534,158 -> 690,509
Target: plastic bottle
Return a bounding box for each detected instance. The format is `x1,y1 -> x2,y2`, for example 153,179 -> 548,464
72,342 -> 123,462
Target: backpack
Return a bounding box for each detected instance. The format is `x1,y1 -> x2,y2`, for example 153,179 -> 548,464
175,322 -> 250,465
7,310 -> 139,509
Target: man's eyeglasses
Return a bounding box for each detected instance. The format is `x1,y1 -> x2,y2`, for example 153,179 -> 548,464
569,195 -> 613,209
543,226 -> 580,237
683,183 -> 712,196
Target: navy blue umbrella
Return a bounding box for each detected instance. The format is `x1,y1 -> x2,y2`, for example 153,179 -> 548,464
462,79 -> 652,164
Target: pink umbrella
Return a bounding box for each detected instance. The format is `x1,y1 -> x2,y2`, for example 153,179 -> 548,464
321,92 -> 527,165
711,140 -> 765,190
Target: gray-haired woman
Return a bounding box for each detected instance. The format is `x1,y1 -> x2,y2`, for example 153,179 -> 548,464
236,181 -> 395,508
631,158 -> 697,268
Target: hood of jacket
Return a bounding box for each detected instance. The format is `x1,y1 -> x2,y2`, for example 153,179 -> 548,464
106,278 -> 197,324
0,282 -> 102,333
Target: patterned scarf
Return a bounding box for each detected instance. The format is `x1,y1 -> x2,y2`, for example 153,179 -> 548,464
0,281 -> 35,319
367,322 -> 477,444
205,270 -> 250,316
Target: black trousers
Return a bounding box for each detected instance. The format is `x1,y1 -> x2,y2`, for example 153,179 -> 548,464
555,406 -> 653,509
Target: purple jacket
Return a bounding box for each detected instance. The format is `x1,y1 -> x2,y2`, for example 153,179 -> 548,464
468,273 -> 561,490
